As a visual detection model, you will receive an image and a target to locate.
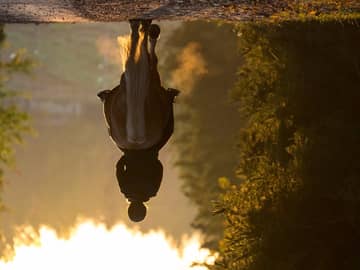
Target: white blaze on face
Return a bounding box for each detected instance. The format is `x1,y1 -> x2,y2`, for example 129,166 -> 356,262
0,220 -> 216,270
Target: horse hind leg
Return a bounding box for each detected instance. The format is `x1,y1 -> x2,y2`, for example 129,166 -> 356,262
139,19 -> 152,57
128,20 -> 140,60
140,20 -> 152,35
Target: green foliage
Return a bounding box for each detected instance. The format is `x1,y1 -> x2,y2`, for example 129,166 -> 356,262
213,20 -> 360,270
163,21 -> 242,249
0,25 -> 32,210
266,0 -> 360,22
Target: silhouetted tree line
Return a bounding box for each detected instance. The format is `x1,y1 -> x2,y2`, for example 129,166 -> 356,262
213,20 -> 360,270
163,21 -> 243,249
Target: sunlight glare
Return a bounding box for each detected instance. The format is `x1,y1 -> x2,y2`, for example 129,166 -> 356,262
0,219 -> 215,270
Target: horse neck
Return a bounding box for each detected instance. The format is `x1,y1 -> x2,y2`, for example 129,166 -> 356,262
124,148 -> 158,161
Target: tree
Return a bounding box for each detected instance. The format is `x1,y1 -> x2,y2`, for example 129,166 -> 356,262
214,20 -> 360,270
0,25 -> 32,211
163,21 -> 242,249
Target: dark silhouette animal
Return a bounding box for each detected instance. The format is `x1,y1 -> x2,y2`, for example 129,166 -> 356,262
98,20 -> 179,222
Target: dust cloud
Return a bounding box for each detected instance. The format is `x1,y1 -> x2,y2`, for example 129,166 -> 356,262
96,36 -> 123,71
170,42 -> 208,95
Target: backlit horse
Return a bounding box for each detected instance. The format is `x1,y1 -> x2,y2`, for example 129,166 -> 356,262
98,20 -> 179,222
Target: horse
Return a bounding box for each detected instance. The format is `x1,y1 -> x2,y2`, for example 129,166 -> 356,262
98,20 -> 179,222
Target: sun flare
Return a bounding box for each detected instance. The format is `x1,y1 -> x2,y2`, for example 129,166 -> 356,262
0,219 -> 215,270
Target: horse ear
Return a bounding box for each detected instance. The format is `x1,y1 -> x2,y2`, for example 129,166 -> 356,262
116,156 -> 127,181
97,90 -> 111,102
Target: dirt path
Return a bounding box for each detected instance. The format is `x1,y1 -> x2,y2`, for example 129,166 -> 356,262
1,0 -> 360,23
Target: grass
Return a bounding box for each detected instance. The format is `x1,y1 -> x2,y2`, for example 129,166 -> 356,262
266,0 -> 360,22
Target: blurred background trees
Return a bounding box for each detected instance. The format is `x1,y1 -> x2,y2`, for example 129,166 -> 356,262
0,25 -> 32,211
163,21 -> 243,249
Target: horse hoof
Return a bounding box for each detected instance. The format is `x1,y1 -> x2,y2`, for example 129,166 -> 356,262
140,19 -> 152,32
149,24 -> 160,39
129,19 -> 140,31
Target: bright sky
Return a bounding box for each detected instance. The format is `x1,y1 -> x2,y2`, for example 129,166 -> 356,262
0,219 -> 215,270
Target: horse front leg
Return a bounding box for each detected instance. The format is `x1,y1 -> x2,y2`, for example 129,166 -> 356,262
149,24 -> 160,65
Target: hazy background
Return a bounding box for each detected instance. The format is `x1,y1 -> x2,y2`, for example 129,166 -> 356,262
0,22 -> 196,247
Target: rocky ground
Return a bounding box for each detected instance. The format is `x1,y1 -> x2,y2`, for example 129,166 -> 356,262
1,0 -> 359,23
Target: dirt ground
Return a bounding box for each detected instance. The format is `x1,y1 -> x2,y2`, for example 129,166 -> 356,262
0,0 -> 360,23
